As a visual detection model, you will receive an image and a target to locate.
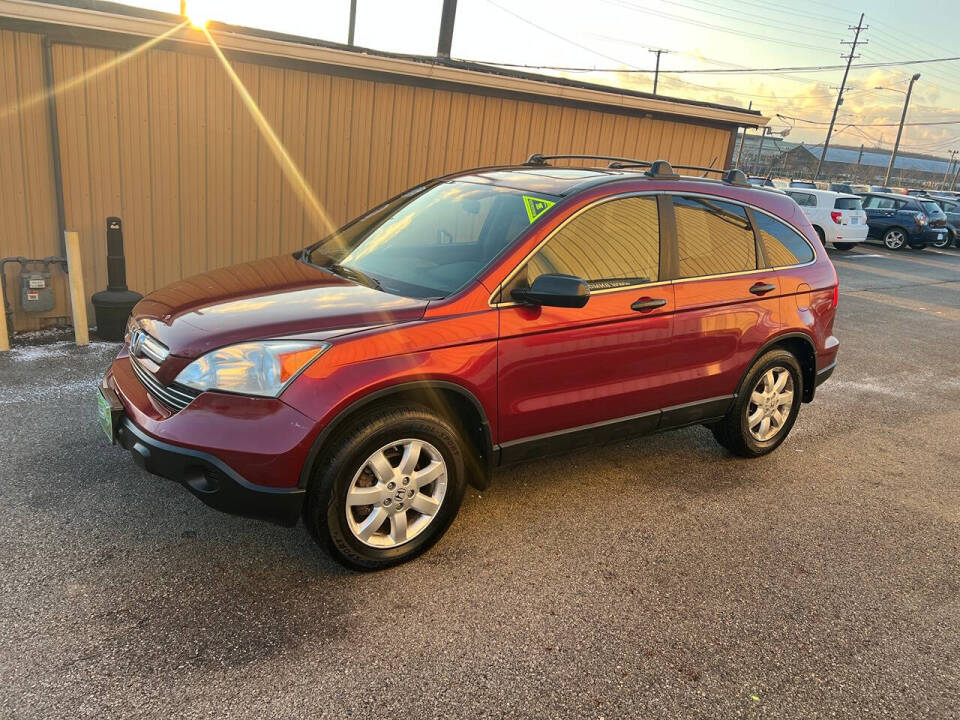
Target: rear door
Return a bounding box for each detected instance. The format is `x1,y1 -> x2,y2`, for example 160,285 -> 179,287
496,194 -> 676,459
862,194 -> 899,238
663,195 -> 781,424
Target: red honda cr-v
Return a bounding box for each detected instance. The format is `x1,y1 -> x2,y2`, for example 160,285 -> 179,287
98,156 -> 839,569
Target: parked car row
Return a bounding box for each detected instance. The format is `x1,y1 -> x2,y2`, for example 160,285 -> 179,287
784,186 -> 957,251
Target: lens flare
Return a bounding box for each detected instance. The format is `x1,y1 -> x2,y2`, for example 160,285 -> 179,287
201,26 -> 338,243
0,21 -> 189,121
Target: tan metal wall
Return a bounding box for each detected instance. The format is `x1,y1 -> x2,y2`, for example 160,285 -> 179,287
0,29 -> 67,332
0,28 -> 734,332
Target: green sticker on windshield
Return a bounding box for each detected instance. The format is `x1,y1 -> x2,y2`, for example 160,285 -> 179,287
523,195 -> 555,223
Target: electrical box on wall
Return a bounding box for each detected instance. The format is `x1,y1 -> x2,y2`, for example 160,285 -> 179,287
20,267 -> 55,313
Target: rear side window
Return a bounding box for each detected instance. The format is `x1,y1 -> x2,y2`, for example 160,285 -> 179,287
754,213 -> 815,267
834,197 -> 863,211
673,196 -> 756,278
517,196 -> 660,291
787,192 -> 817,207
863,196 -> 902,210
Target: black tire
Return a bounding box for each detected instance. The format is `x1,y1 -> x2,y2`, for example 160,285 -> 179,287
711,349 -> 803,458
832,242 -> 855,251
813,226 -> 826,247
304,405 -> 467,570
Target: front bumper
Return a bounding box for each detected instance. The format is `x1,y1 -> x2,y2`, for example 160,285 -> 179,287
117,418 -> 304,526
104,354 -> 313,526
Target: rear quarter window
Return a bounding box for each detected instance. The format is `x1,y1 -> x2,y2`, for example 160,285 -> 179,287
834,197 -> 863,211
754,213 -> 815,267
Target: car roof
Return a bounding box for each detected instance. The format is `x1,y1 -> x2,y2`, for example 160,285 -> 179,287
862,191 -> 917,201
452,167 -> 627,196
785,188 -> 857,199
449,163 -> 787,199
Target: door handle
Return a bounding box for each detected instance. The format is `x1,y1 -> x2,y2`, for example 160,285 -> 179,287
749,282 -> 776,296
631,296 -> 667,312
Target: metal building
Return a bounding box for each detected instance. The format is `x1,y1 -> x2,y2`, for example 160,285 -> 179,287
0,0 -> 764,331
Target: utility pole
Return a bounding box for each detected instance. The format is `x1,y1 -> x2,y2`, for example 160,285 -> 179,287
736,129 -> 748,168
883,73 -> 921,186
347,0 -> 357,46
437,0 -> 458,58
952,161 -> 960,191
940,149 -> 957,190
649,49 -> 669,94
815,13 -> 867,181
855,143 -> 864,181
756,127 -> 770,175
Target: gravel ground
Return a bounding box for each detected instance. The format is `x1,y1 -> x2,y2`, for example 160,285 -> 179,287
1,245 -> 958,719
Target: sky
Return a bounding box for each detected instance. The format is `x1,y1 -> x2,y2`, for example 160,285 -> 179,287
120,0 -> 960,159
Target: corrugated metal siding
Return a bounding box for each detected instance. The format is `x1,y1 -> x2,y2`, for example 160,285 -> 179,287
0,30 -> 64,332
0,28 -> 733,331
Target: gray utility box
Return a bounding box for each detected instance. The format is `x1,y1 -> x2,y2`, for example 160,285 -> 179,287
20,268 -> 55,312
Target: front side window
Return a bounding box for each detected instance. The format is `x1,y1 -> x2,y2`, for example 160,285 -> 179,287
673,196 -> 756,278
306,181 -> 556,298
754,213 -> 815,267
507,195 -> 660,295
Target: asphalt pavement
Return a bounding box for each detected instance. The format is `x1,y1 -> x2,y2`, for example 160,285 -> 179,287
1,242 -> 958,719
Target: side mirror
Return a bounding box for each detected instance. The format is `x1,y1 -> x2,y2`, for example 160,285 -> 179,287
511,273 -> 590,308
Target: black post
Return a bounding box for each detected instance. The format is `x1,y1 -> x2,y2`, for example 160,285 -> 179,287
347,0 -> 357,46
106,217 -> 128,291
437,0 -> 457,58
91,217 -> 142,341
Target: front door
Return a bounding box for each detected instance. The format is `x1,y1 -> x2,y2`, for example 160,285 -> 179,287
496,194 -> 677,461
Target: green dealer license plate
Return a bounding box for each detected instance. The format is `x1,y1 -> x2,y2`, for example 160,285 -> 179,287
97,387 -> 122,443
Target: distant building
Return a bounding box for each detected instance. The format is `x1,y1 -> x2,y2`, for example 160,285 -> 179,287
734,132 -> 957,187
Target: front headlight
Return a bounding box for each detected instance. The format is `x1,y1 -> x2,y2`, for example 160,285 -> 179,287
175,341 -> 329,397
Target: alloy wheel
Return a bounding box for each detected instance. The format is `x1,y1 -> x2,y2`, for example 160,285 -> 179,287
746,367 -> 794,442
345,439 -> 448,548
884,230 -> 905,250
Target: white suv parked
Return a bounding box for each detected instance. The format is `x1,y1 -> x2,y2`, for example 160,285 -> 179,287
785,189 -> 868,251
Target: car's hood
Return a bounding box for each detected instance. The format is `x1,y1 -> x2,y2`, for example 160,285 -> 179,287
132,255 -> 428,357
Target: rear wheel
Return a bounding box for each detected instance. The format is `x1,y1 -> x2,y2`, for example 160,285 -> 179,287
711,349 -> 803,458
832,242 -> 855,251
304,405 -> 467,570
883,228 -> 907,250
932,233 -> 951,249
814,226 -> 826,247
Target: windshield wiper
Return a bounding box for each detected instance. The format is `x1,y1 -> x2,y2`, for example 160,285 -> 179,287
325,262 -> 382,291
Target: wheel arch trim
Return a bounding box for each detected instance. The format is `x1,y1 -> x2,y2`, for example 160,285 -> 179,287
734,331 -> 818,404
297,380 -> 495,491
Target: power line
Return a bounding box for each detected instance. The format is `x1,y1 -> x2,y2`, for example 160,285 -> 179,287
461,55 -> 960,76
779,113 -> 960,128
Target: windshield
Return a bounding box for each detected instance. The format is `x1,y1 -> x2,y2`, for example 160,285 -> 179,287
921,201 -> 945,217
304,181 -> 556,299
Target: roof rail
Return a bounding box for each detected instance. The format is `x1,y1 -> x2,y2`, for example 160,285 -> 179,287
524,153 -> 652,168
523,152 -> 758,189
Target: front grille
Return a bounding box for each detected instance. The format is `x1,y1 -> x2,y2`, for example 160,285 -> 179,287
129,356 -> 199,412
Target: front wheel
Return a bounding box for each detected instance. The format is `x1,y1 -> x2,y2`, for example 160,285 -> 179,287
711,349 -> 803,458
883,228 -> 907,250
833,242 -> 855,251
304,405 -> 467,570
